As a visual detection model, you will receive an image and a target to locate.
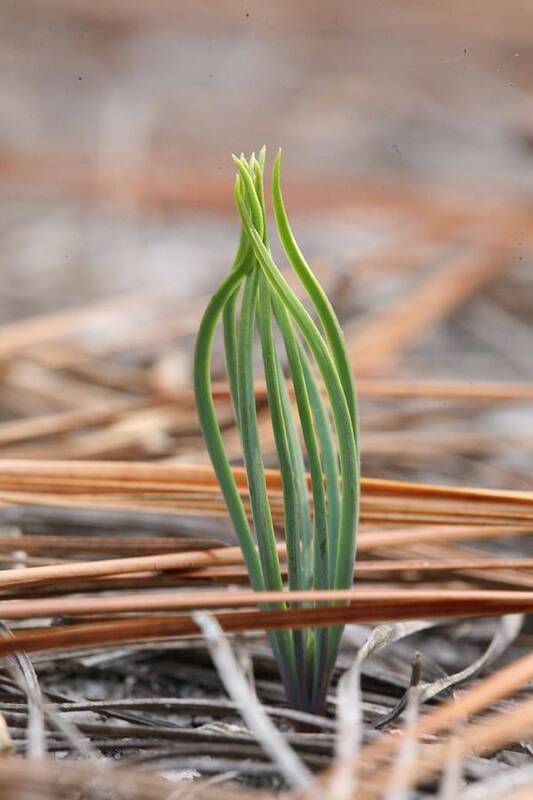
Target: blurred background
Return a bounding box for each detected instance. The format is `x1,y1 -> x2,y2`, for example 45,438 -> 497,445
1,0 -> 532,489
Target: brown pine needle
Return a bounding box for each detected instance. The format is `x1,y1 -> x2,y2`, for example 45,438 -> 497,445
0,585 -> 533,620
1,589 -> 533,658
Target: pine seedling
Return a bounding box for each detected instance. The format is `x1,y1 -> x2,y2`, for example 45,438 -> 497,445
194,148 -> 360,712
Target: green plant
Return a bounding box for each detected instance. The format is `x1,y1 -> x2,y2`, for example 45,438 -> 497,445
194,148 -> 360,712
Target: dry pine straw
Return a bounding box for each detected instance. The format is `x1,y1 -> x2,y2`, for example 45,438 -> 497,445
0,459 -> 530,795
0,391 -> 528,777
0,458 -> 530,649
0,615 -> 532,800
314,649 -> 533,800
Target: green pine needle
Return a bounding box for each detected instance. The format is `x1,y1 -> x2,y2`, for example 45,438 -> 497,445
194,148 -> 360,712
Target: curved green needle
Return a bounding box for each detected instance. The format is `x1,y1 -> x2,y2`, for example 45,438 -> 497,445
195,148 -> 360,713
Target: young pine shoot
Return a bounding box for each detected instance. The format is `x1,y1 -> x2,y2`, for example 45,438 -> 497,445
194,148 -> 360,712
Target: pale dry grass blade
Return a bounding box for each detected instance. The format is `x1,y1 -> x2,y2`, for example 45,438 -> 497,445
0,622 -> 45,759
394,694 -> 533,795
42,702 -> 99,760
382,690 -> 420,800
0,715 -> 11,757
459,764 -> 533,800
316,651 -> 533,798
332,621 -> 431,800
437,731 -> 464,800
194,612 -> 312,790
412,613 -> 523,705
